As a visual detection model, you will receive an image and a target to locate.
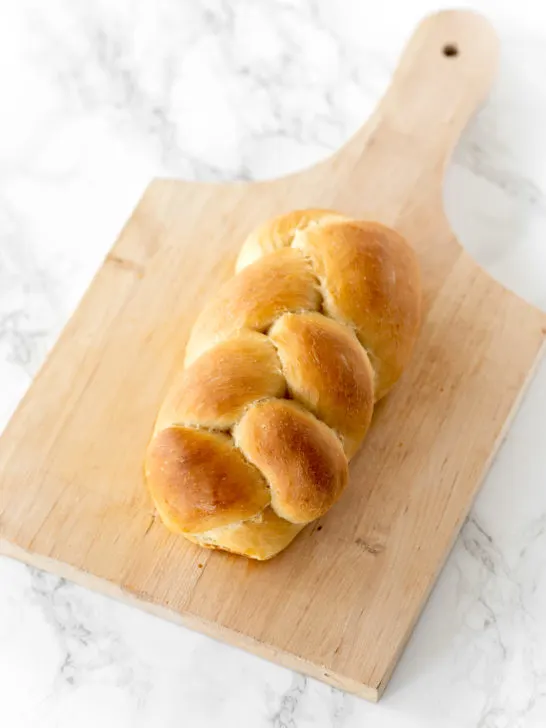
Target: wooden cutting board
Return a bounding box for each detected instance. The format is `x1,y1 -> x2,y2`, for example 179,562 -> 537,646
1,10 -> 545,701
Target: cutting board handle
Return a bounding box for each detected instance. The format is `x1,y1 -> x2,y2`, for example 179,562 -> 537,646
328,10 -> 499,219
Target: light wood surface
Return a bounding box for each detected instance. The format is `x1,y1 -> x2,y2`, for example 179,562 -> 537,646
1,10 -> 545,700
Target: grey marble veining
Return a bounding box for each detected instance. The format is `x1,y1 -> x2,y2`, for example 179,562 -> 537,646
1,0 -> 546,726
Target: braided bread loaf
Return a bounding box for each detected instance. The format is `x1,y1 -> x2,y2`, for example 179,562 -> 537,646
145,210 -> 421,560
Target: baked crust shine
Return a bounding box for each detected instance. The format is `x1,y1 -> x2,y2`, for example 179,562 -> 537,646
145,210 -> 422,559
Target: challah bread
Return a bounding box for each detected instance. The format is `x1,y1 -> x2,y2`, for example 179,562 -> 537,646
145,210 -> 422,560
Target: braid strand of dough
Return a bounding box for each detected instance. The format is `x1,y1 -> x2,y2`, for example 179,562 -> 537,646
145,210 -> 422,560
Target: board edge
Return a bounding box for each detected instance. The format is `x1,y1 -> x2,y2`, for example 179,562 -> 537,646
0,538 -> 381,703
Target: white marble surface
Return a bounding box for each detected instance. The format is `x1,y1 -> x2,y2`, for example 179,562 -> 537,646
1,0 -> 546,725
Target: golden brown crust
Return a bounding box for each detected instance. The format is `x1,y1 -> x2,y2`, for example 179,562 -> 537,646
269,312 -> 375,457
145,426 -> 270,533
184,507 -> 305,561
185,248 -> 322,366
236,209 -> 347,273
155,332 -> 285,433
294,220 -> 422,399
234,400 -> 348,524
146,209 -> 422,560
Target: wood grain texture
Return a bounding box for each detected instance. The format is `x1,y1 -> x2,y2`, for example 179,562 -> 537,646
1,10 -> 545,700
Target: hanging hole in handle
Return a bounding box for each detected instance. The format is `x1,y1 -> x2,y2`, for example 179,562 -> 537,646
443,43 -> 459,57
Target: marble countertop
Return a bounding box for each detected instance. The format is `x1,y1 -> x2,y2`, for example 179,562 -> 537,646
1,0 -> 546,725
